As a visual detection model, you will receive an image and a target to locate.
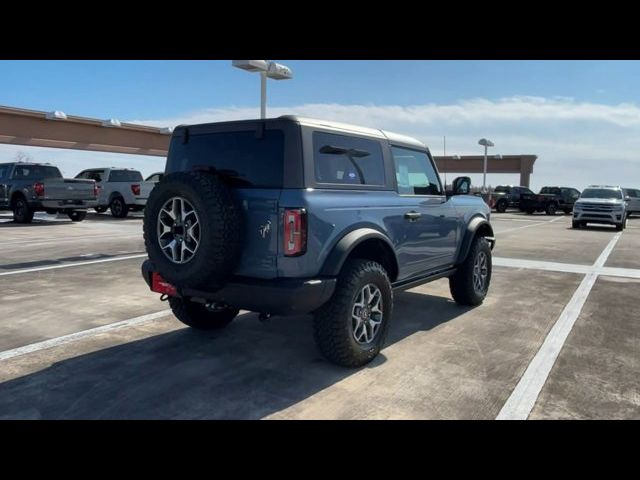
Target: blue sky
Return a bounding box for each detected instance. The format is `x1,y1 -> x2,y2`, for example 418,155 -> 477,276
1,60 -> 640,189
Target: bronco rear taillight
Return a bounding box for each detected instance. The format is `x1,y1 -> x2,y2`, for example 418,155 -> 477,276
283,208 -> 307,257
151,272 -> 177,296
33,182 -> 45,197
131,184 -> 141,196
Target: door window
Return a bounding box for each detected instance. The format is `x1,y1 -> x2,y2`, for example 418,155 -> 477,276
392,147 -> 442,196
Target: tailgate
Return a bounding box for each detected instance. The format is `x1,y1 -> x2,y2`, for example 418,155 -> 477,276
44,178 -> 96,200
139,181 -> 155,199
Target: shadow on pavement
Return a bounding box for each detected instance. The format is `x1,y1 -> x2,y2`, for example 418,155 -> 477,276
0,290 -> 471,419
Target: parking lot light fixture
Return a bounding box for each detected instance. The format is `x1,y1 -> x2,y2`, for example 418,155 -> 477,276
478,138 -> 495,193
232,60 -> 293,119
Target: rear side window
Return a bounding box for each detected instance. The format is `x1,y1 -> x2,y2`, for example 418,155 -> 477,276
541,187 -> 560,194
494,186 -> 510,193
167,130 -> 284,188
392,146 -> 442,196
78,170 -> 105,182
0,166 -> 8,179
625,189 -> 637,198
108,170 -> 143,182
313,132 -> 385,186
12,165 -> 62,180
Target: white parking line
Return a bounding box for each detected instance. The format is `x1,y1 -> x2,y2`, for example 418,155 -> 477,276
497,215 -> 565,234
494,256 -> 640,279
496,232 -> 622,420
0,254 -> 147,276
0,310 -> 172,362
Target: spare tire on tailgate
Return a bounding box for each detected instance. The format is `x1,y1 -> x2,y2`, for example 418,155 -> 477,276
143,171 -> 243,289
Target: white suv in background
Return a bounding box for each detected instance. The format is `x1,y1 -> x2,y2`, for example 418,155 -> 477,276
75,167 -> 148,218
572,185 -> 628,231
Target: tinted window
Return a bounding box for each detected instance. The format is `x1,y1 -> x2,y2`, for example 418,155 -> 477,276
0,165 -> 8,179
624,189 -> 637,198
313,132 -> 385,186
77,170 -> 105,182
540,187 -> 561,195
146,173 -> 163,183
108,170 -> 143,182
392,147 -> 442,195
167,130 -> 284,188
494,186 -> 510,193
581,188 -> 622,200
12,165 -> 62,180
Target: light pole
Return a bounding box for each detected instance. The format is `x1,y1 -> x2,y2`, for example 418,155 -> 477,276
478,138 -> 494,193
232,60 -> 293,119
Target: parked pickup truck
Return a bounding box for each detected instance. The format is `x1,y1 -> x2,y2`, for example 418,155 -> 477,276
0,162 -> 98,223
141,116 -> 495,367
75,167 -> 148,218
491,185 -> 534,213
519,186 -> 581,215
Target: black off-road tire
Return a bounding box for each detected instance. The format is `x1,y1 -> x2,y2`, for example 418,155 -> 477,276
572,220 -> 581,229
67,211 -> 87,222
94,207 -> 107,214
545,203 -> 558,215
449,236 -> 492,306
526,209 -> 535,215
313,259 -> 393,368
564,209 -> 572,215
169,297 -> 239,330
12,197 -> 34,224
110,197 -> 129,218
144,171 -> 244,289
496,200 -> 508,213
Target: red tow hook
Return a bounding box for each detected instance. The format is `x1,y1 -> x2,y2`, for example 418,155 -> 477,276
151,272 -> 177,297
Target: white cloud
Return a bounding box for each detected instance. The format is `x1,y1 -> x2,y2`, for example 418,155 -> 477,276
3,96 -> 640,190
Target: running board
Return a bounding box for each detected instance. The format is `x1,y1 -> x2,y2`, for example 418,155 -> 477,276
392,267 -> 457,292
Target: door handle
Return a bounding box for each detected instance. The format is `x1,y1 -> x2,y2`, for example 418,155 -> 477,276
404,211 -> 421,221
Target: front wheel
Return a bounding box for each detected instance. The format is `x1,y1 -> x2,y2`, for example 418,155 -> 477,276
546,203 -> 557,215
313,259 -> 393,368
13,198 -> 34,224
169,297 -> 239,330
496,200 -> 508,213
68,211 -> 87,222
449,236 -> 492,306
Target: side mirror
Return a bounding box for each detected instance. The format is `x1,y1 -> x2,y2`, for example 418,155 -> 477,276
452,176 -> 471,195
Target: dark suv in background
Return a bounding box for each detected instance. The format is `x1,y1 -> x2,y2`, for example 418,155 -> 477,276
141,117 -> 495,367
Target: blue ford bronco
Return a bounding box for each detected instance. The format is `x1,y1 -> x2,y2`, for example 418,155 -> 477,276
142,117 -> 495,367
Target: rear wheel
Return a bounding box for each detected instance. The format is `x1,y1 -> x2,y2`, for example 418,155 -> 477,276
545,203 -> 557,215
450,236 -> 492,306
313,259 -> 392,368
526,209 -> 535,215
110,197 -> 129,218
12,197 -> 34,224
572,220 -> 581,229
169,297 -> 239,330
94,207 -> 107,214
67,211 -> 87,222
496,200 -> 508,213
564,209 -> 572,215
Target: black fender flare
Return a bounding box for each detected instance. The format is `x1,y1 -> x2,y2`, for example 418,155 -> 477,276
9,190 -> 27,207
455,216 -> 495,265
319,228 -> 399,279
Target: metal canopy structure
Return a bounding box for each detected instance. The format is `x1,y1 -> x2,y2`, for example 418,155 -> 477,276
433,155 -> 537,188
0,105 -> 170,157
0,105 -> 537,187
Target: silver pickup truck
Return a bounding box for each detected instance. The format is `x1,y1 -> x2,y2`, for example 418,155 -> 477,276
75,167 -> 149,218
0,162 -> 98,223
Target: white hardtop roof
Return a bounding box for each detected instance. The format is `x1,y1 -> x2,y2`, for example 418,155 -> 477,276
282,116 -> 427,150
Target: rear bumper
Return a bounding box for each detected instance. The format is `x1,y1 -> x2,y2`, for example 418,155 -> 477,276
30,199 -> 98,210
141,260 -> 336,315
133,197 -> 148,206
